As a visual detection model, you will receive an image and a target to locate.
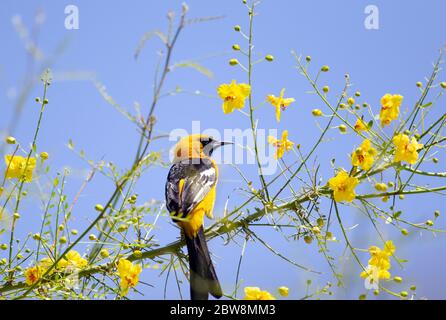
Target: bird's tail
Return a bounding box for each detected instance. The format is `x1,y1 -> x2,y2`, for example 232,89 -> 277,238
185,226 -> 222,300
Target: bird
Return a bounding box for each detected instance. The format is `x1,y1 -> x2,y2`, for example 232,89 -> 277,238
165,134 -> 231,300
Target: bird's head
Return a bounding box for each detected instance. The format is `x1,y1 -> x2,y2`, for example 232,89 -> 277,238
173,134 -> 232,162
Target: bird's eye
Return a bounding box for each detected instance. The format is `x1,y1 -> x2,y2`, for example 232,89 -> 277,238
200,136 -> 213,147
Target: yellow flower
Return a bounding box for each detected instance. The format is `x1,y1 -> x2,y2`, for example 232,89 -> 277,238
360,240 -> 395,286
118,258 -> 142,296
379,94 -> 403,126
392,134 -> 423,165
268,130 -> 294,159
328,170 -> 359,203
383,240 -> 396,255
58,250 -> 88,270
39,257 -> 55,273
278,286 -> 289,297
217,80 -> 251,114
243,287 -> 276,300
354,118 -> 369,133
4,155 -> 36,182
24,266 -> 42,285
351,139 -> 377,171
266,88 -> 295,122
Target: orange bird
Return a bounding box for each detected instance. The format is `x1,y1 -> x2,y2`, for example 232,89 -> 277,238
165,134 -> 230,300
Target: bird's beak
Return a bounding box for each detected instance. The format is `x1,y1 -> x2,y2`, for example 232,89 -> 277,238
217,141 -> 233,147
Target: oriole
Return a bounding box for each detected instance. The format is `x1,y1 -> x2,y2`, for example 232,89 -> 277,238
165,134 -> 230,300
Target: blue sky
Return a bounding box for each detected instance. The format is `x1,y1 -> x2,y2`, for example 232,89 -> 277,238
1,0 -> 446,299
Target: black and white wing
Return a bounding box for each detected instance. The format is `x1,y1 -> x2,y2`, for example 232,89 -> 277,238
165,159 -> 217,219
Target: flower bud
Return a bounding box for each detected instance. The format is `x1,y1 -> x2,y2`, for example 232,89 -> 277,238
305,56 -> 311,62
322,86 -> 329,93
89,234 -> 98,241
355,91 -> 361,97
426,220 -> 434,226
401,229 -> 409,236
59,236 -> 67,244
317,218 -> 324,227
100,249 -> 110,258
304,235 -> 312,244
118,224 -> 128,232
229,59 -> 239,66
433,157 -> 439,164
416,82 -> 423,88
321,65 -> 329,72
71,229 -> 78,235
13,212 -> 20,220
43,98 -> 49,105
35,97 -> 41,103
278,286 -> 289,297
134,250 -> 143,258
95,204 -> 104,212
435,210 -> 440,218
338,125 -> 347,133
312,226 -> 320,234
347,97 -> 355,106
33,233 -> 41,240
400,291 -> 408,298
394,276 -> 403,283
312,109 -> 322,116
0,244 -> 7,250
232,44 -> 240,51
265,55 -> 274,62
234,25 -> 241,32
441,82 -> 446,89
375,183 -> 388,192
6,136 -> 16,144
339,103 -> 346,109
373,290 -> 380,296
40,152 -> 49,160
359,294 -> 366,300
58,224 -> 65,231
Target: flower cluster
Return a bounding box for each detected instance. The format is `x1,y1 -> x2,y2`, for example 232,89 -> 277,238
24,251 -> 88,286
351,139 -> 377,171
379,94 -> 403,127
360,241 -> 395,290
118,258 -> 142,296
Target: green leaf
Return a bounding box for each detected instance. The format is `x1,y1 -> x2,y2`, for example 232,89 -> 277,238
134,30 -> 168,60
171,60 -> 214,78
93,80 -> 136,122
420,102 -> 433,109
